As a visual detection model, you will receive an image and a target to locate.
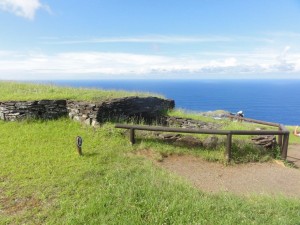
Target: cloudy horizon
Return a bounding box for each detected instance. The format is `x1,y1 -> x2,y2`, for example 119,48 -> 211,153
0,0 -> 300,80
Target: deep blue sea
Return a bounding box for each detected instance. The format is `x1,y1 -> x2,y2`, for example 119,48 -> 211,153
39,80 -> 299,125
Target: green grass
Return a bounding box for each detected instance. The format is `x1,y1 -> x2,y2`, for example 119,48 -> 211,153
0,81 -> 162,101
0,119 -> 299,224
167,109 -> 219,123
0,82 -> 299,224
287,126 -> 300,144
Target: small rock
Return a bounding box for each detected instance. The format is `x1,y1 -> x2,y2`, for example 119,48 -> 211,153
158,133 -> 182,142
203,136 -> 219,149
91,119 -> 100,128
251,135 -> 276,149
174,135 -> 203,148
84,118 -> 92,126
73,116 -> 80,121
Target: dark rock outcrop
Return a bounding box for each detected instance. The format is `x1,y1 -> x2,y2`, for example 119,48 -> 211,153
96,97 -> 175,123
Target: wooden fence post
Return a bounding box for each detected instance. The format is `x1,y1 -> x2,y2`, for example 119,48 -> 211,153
278,126 -> 282,147
225,133 -> 232,162
130,128 -> 135,144
281,133 -> 289,159
76,136 -> 83,156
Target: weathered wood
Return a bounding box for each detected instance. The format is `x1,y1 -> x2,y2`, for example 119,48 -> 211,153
115,124 -> 288,136
278,135 -> 283,146
230,130 -> 287,135
130,128 -> 135,144
115,116 -> 290,162
116,124 -> 225,135
226,115 -> 280,127
226,133 -> 232,162
281,133 -> 289,159
76,136 -> 83,156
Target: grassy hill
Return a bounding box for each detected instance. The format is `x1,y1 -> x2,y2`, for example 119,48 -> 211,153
0,81 -> 162,101
0,82 -> 299,224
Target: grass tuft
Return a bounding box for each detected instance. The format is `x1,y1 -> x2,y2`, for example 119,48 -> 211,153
0,81 -> 163,101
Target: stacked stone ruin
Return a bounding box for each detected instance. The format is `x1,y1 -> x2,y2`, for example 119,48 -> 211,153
0,97 -> 175,128
0,97 -> 278,150
163,116 -> 221,130
67,97 -> 175,127
0,97 -> 225,141
67,101 -> 101,127
0,100 -> 68,121
96,96 -> 175,123
251,135 -> 277,149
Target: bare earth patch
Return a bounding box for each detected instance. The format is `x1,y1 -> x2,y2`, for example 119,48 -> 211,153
137,148 -> 300,198
0,195 -> 42,216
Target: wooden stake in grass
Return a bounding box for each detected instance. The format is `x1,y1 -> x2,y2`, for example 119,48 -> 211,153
76,136 -> 83,156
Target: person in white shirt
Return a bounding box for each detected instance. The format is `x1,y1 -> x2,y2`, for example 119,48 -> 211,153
294,126 -> 300,137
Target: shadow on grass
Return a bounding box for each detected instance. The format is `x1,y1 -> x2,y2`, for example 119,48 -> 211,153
133,136 -> 224,162
82,152 -> 100,157
133,135 -> 280,164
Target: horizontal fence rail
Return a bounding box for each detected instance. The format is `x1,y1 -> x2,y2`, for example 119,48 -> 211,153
115,124 -> 288,136
115,115 -> 290,162
115,124 -> 230,135
226,114 -> 281,127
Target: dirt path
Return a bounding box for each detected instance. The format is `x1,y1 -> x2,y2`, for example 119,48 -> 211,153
139,145 -> 300,198
158,155 -> 300,198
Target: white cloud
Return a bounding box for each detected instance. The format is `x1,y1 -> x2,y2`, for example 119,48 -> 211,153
40,33 -> 279,46
0,50 -> 16,57
0,49 -> 299,80
0,0 -> 49,20
271,46 -> 296,72
40,34 -> 277,45
265,31 -> 300,38
41,35 -> 233,45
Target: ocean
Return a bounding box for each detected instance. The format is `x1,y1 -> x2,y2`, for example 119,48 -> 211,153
40,79 -> 299,125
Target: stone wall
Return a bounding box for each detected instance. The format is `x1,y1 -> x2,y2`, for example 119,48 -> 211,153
0,97 -> 224,131
96,97 -> 175,123
0,100 -> 67,121
67,96 -> 174,126
0,97 -> 225,133
67,101 -> 100,127
0,97 -> 175,126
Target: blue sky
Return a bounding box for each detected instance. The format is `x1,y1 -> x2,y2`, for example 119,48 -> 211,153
0,0 -> 300,80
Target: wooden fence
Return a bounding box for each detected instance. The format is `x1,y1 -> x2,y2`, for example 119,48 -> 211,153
115,115 -> 289,162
